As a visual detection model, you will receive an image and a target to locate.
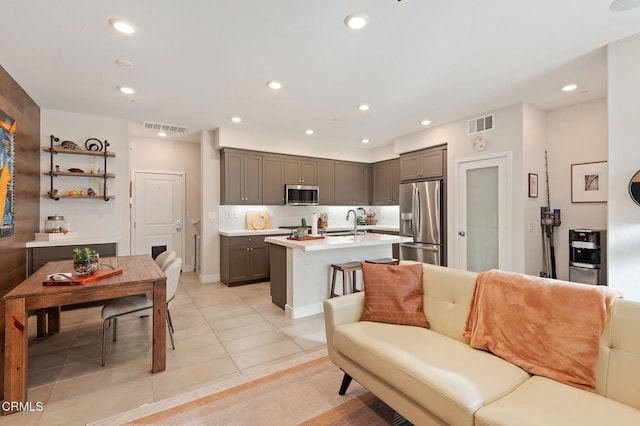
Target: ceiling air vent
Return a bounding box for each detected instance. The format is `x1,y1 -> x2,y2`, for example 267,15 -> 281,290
142,121 -> 188,133
467,114 -> 494,135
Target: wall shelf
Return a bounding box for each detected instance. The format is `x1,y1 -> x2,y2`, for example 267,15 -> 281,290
43,135 -> 116,201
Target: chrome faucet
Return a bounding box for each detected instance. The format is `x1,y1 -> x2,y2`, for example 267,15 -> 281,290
346,209 -> 357,236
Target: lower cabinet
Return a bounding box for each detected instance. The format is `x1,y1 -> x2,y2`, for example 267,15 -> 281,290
220,235 -> 270,286
27,242 -> 117,276
268,243 -> 286,310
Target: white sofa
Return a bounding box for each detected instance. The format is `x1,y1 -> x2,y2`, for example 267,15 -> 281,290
323,262 -> 640,425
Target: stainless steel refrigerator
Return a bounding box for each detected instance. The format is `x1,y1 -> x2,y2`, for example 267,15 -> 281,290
399,180 -> 444,265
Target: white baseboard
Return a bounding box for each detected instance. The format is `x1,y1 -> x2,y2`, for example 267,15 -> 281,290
285,302 -> 323,319
199,273 -> 221,283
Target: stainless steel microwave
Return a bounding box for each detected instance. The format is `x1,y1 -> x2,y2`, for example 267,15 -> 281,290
285,184 -> 319,205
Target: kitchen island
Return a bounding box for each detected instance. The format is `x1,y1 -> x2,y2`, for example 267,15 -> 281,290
265,233 -> 411,319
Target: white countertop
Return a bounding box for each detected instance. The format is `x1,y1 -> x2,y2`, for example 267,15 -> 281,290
26,236 -> 119,248
219,225 -> 399,237
265,233 -> 410,252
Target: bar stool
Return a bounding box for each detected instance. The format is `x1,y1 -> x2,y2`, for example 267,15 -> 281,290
329,261 -> 362,298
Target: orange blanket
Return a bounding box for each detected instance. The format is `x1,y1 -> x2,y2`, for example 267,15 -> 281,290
463,270 -> 622,392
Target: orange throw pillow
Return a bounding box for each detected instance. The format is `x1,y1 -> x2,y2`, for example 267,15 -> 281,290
360,262 -> 429,328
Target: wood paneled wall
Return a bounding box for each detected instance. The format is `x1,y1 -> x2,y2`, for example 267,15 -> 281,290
0,65 -> 40,326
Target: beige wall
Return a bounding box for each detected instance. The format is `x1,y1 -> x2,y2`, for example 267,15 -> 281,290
522,104 -> 547,277
546,98 -> 608,281
130,136 -> 202,271
608,33 -> 640,302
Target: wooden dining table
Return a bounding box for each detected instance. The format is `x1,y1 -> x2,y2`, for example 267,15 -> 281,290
2,255 -> 167,411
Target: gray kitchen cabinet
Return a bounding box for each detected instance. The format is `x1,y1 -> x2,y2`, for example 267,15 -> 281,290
220,235 -> 270,286
334,161 -> 370,204
220,149 -> 262,204
317,160 -> 335,204
262,154 -> 285,204
372,158 -> 400,205
400,146 -> 444,181
285,158 -> 318,185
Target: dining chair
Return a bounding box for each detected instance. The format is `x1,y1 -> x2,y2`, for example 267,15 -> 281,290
101,257 -> 182,366
155,250 -> 176,270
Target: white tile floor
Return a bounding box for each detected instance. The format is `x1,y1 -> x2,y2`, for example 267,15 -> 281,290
1,272 -> 327,426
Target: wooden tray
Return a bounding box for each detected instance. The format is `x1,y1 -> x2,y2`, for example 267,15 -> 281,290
287,235 -> 325,241
43,268 -> 123,286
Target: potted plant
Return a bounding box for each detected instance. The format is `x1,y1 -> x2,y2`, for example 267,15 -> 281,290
295,218 -> 308,239
72,247 -> 100,276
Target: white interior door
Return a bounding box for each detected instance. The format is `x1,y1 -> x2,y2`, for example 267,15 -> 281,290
132,170 -> 185,260
456,153 -> 511,272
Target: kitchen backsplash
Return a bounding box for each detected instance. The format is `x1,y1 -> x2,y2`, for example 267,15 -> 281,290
219,205 -> 399,230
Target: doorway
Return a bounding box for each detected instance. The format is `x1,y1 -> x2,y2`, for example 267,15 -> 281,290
131,170 -> 185,261
456,152 -> 512,272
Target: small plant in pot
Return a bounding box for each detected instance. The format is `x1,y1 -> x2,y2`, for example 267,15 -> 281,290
72,247 -> 100,276
295,218 -> 308,239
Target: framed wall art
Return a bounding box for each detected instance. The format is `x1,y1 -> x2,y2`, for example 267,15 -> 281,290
528,173 -> 538,198
0,109 -> 16,239
571,161 -> 608,203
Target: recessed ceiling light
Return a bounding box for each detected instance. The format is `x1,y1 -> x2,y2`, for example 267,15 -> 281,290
358,104 -> 370,111
157,132 -> 167,137
562,84 -> 578,92
267,81 -> 282,90
109,19 -> 136,34
420,119 -> 431,126
610,0 -> 640,11
118,86 -> 136,95
305,129 -> 314,135
361,139 -> 370,144
344,13 -> 369,30
115,59 -> 134,67
231,116 -> 242,123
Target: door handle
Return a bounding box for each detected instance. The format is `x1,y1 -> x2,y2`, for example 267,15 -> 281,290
176,219 -> 182,231
458,231 -> 465,237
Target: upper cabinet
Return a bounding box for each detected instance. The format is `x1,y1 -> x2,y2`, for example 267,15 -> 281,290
334,161 -> 370,205
372,158 -> 400,205
220,149 -> 263,204
262,154 -> 285,205
400,146 -> 446,181
317,160 -> 335,205
284,158 -> 318,185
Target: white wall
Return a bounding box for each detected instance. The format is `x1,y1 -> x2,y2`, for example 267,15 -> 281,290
393,103 -> 525,272
607,33 -> 640,301
40,110 -> 130,254
217,126 -> 374,162
130,136 -> 201,271
522,104 -> 548,277
546,98 -> 608,281
200,129 -> 221,282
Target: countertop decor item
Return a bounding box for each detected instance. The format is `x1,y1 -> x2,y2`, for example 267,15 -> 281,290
246,211 -> 270,230
72,247 -> 100,276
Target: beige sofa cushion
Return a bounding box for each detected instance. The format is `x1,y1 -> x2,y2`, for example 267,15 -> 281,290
475,376 -> 640,426
419,263 -> 478,343
334,321 -> 530,426
606,299 -> 640,409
